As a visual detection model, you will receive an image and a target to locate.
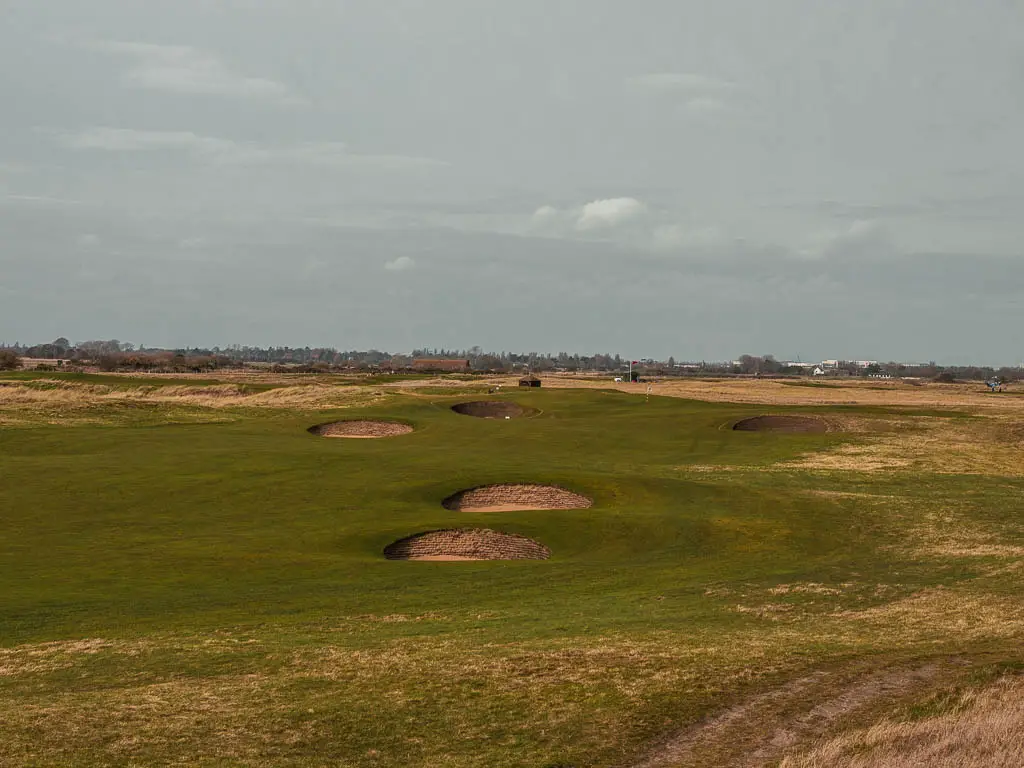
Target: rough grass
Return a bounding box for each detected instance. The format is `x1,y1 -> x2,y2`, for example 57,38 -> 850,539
779,674 -> 1024,768
0,384 -> 1022,765
780,413 -> 1024,475
0,377 -> 386,426
537,373 -> 1023,412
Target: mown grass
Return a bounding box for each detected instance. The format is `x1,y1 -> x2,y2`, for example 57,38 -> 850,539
0,387 -> 1021,766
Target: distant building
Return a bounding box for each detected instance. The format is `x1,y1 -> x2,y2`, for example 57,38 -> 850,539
411,359 -> 471,372
518,375 -> 541,388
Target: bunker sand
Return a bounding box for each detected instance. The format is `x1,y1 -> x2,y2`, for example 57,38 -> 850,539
733,415 -> 829,433
383,528 -> 551,561
450,400 -> 530,419
308,420 -> 412,438
442,484 -> 592,512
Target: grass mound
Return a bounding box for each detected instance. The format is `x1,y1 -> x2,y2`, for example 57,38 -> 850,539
451,400 -> 529,419
733,415 -> 828,433
383,528 -> 551,560
442,484 -> 592,512
308,420 -> 413,438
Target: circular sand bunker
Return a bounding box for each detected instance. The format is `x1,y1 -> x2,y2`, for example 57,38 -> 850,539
384,528 -> 551,561
442,484 -> 592,512
308,420 -> 413,438
451,401 -> 529,419
732,415 -> 827,433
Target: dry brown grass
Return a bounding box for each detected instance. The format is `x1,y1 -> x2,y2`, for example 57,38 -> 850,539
535,374 -> 1024,412
781,414 -> 1024,475
1,583 -> 1021,768
0,637 -> 149,677
778,675 -> 1024,768
896,508 -> 1024,560
829,587 -> 1024,644
0,380 -> 385,413
801,488 -> 1024,562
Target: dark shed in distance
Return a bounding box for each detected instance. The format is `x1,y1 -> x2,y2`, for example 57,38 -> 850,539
519,375 -> 541,388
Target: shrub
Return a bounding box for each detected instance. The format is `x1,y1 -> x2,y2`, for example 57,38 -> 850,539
0,349 -> 22,370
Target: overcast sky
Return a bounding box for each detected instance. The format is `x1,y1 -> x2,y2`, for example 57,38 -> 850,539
2,1 -> 1023,363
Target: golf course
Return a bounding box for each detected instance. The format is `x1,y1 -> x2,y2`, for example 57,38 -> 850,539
1,373 -> 1022,766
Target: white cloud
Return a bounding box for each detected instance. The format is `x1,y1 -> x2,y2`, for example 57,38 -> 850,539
85,39 -> 299,104
62,127 -> 237,155
384,256 -> 416,272
57,127 -> 447,171
2,194 -> 84,207
651,224 -> 728,252
798,220 -> 890,260
681,97 -> 731,116
575,197 -> 646,231
627,72 -> 736,93
531,205 -> 560,223
630,73 -> 740,120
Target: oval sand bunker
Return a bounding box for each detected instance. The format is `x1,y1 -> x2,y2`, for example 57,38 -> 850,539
451,401 -> 528,419
308,420 -> 413,438
732,415 -> 827,433
384,528 -> 550,561
442,484 -> 592,512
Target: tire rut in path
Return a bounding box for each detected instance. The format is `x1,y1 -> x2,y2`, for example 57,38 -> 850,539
627,662 -> 949,768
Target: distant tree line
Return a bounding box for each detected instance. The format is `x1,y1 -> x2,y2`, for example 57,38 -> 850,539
726,354 -> 1022,383
0,339 -> 1021,380
0,339 -> 633,374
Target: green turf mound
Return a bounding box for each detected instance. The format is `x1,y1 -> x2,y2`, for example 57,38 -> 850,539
450,401 -> 530,419
308,420 -> 413,438
732,415 -> 828,433
383,528 -> 551,560
442,484 -> 592,512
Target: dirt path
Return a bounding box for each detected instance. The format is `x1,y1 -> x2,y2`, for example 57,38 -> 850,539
628,662 -> 955,768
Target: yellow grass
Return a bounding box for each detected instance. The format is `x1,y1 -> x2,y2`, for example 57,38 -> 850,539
1,579 -> 1021,767
779,675 -> 1024,768
535,374 -> 1024,412
0,381 -> 385,411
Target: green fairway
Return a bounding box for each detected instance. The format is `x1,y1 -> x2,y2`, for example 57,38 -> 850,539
0,390 -> 860,639
1,387 -> 1021,766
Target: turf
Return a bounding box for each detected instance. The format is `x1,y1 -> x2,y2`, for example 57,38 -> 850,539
0,390 -> 857,637
0,387 -> 1021,766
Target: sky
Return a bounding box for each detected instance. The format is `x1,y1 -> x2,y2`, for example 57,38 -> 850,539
2,0 -> 1023,364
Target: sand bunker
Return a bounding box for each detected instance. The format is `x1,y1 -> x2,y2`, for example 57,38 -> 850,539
442,484 -> 592,512
308,420 -> 413,438
732,415 -> 828,433
451,401 -> 529,419
383,528 -> 551,561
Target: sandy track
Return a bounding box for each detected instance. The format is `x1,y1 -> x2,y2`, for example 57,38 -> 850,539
628,662 -> 953,768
